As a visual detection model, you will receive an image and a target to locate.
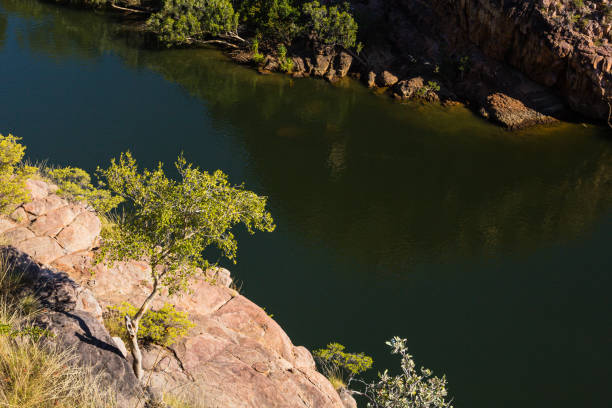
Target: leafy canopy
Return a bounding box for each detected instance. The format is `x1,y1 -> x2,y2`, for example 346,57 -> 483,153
148,0 -> 239,45
314,342 -> 373,380
0,134 -> 36,214
96,152 -> 275,295
302,1 -> 358,48
238,0 -> 301,44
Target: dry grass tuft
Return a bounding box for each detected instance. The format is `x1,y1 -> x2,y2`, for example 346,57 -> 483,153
0,254 -> 116,408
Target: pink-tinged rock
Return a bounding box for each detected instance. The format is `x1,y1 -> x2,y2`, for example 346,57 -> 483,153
213,295 -> 295,365
0,219 -> 17,234
23,195 -> 67,216
2,227 -> 35,244
9,207 -> 28,223
206,267 -> 233,287
339,387 -> 358,408
29,205 -> 80,237
55,211 -> 101,253
52,251 -> 97,282
293,345 -> 316,370
14,236 -> 65,264
25,179 -> 49,200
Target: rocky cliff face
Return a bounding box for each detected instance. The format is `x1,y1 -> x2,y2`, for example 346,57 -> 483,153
0,179 -> 349,408
358,0 -> 612,125
422,0 -> 612,121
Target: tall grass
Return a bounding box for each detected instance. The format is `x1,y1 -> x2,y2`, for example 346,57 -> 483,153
0,253 -> 116,408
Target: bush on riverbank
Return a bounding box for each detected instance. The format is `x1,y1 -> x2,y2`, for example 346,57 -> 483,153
59,0 -> 360,53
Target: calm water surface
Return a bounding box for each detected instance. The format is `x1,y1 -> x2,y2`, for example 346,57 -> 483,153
1,1 -> 611,407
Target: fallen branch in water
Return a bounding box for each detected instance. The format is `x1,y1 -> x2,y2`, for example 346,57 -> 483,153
192,39 -> 240,49
110,3 -> 149,14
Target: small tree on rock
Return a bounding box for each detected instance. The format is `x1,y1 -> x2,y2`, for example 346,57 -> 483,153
96,152 -> 275,379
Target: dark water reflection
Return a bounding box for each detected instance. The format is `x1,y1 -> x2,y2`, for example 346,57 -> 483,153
1,1 -> 611,407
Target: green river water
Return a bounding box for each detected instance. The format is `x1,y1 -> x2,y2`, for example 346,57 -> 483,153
1,1 -> 611,407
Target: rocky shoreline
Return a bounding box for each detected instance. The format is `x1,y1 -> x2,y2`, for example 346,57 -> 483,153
0,178 -> 352,407
46,0 -> 612,130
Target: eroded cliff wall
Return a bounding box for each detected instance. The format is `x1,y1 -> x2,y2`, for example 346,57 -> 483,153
386,0 -> 612,121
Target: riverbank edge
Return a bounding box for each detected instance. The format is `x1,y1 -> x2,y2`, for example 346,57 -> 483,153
41,0 -> 587,131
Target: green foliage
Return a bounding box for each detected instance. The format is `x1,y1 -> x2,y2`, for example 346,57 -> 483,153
364,337 -> 452,408
0,134 -> 36,214
251,38 -> 265,63
314,342 -> 372,389
277,44 -> 294,72
96,152 -> 274,379
427,81 -> 440,92
0,324 -> 52,342
458,55 -> 470,74
147,0 -> 239,45
238,0 -> 300,44
105,302 -> 195,347
356,41 -> 363,55
52,0 -> 109,6
45,166 -> 123,214
415,81 -> 440,98
96,151 -> 275,296
302,1 -> 358,48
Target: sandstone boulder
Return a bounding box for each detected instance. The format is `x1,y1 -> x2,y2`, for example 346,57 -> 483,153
378,70 -> 399,87
484,92 -> 556,129
25,179 -> 50,200
0,219 -> 17,234
339,388 -> 358,408
9,207 -> 28,223
29,205 -> 81,236
367,71 -> 377,88
313,54 -> 333,76
2,226 -> 35,244
14,236 -> 65,265
55,211 -> 101,253
335,51 -> 353,77
394,77 -> 425,99
23,195 -> 66,216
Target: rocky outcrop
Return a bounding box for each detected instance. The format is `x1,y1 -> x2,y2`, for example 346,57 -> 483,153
0,247 -> 143,408
1,179 -> 345,408
426,0 -> 612,121
354,0 -> 612,125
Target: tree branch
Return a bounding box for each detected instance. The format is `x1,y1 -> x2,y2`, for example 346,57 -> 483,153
110,3 -> 149,14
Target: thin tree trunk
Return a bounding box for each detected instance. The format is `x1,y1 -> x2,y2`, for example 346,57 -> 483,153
125,277 -> 159,380
125,314 -> 143,380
